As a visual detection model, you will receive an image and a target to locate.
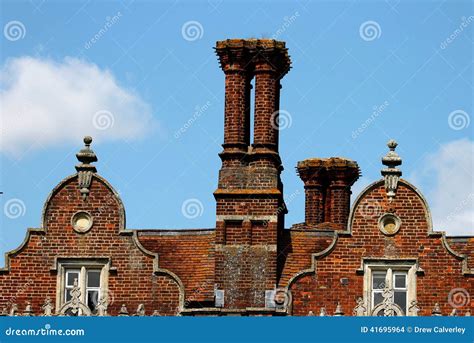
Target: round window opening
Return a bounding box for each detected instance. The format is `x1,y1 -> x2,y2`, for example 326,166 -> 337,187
378,213 -> 401,236
71,211 -> 93,233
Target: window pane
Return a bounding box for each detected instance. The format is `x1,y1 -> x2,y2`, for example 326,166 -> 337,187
87,290 -> 99,311
66,272 -> 79,287
65,290 -> 72,302
372,273 -> 386,289
373,292 -> 383,306
87,270 -> 101,288
394,274 -> 406,288
394,290 -> 407,313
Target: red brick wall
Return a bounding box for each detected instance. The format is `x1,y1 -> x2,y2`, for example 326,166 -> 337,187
0,175 -> 180,316
287,181 -> 473,316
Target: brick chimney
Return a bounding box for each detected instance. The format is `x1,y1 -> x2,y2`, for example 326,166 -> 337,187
214,39 -> 291,310
297,158 -> 360,229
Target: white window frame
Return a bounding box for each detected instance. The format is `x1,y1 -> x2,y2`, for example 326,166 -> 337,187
56,260 -> 109,315
363,261 -> 417,316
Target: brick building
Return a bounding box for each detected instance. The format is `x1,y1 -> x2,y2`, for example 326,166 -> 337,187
0,39 -> 472,317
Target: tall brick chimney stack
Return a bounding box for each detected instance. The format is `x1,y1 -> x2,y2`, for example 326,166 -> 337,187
214,39 -> 291,310
297,158 -> 360,229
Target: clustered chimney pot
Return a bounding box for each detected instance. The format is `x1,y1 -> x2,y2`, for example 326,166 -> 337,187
297,157 -> 360,228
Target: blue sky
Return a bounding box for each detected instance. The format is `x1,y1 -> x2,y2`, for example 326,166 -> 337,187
1,0 -> 473,264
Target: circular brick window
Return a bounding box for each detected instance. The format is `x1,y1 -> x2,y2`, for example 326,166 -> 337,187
71,211 -> 93,233
378,213 -> 401,236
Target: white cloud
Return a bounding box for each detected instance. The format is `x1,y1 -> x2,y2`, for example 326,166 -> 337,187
411,139 -> 474,236
0,56 -> 155,156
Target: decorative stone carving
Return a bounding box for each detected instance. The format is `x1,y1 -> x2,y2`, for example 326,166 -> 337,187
119,304 -> 129,316
382,287 -> 395,316
152,310 -> 160,316
59,278 -> 91,316
408,300 -> 420,316
42,296 -> 54,316
0,307 -> 8,316
381,139 -> 402,202
319,307 -> 327,316
96,294 -> 108,316
136,304 -> 145,316
431,303 -> 442,316
465,310 -> 471,316
353,297 -> 367,316
334,302 -> 344,316
449,309 -> 457,316
75,136 -> 98,201
23,302 -> 33,316
307,310 -> 314,316
9,304 -> 18,316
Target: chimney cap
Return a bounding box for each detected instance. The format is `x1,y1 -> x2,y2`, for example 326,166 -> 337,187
297,157 -> 359,169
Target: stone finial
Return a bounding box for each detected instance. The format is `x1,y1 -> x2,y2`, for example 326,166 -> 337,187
465,310 -> 471,316
96,294 -> 108,316
42,296 -> 54,316
23,302 -> 33,316
9,303 -> 18,316
353,297 -> 367,316
449,308 -> 457,316
432,303 -> 442,316
135,304 -> 145,316
152,310 -> 160,316
408,300 -> 420,316
119,304 -> 129,316
381,139 -> 402,202
334,302 -> 344,316
319,307 -> 327,316
307,310 -> 314,316
75,136 -> 98,200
